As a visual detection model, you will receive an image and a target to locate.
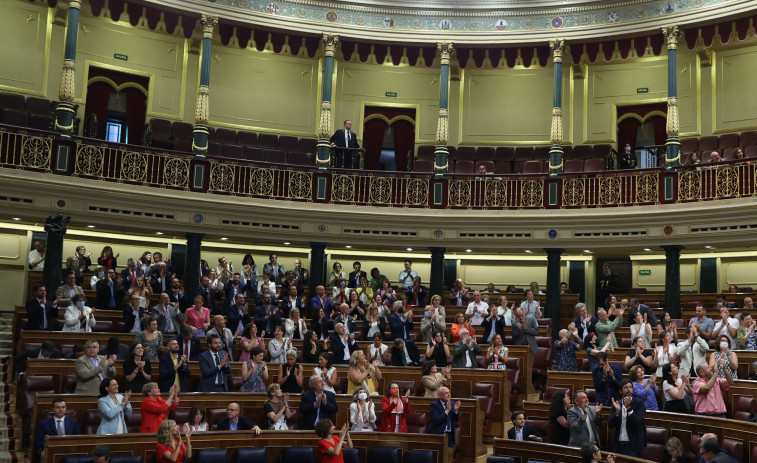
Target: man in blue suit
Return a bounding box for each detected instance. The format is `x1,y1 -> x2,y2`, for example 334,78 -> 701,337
310,285 -> 334,320
215,402 -> 262,434
389,301 -> 414,340
25,284 -> 59,330
299,375 -> 338,430
609,380 -> 646,457
428,386 -> 459,461
119,258 -> 143,291
592,352 -> 623,406
174,326 -> 202,361
159,339 -> 191,392
198,333 -> 231,392
34,398 -> 80,451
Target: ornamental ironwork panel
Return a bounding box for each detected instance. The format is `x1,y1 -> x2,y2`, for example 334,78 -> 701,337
20,134 -> 52,170
209,161 -> 236,193
678,169 -> 702,201
120,150 -> 148,184
74,143 -> 104,178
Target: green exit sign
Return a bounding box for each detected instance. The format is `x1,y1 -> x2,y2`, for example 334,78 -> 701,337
639,269 -> 651,275
385,92 -> 397,97
114,53 -> 128,61
636,87 -> 648,94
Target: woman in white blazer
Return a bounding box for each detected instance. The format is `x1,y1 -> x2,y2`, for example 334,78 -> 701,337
284,308 -> 308,340
63,294 -> 96,332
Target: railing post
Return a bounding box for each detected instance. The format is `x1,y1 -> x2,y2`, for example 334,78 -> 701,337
434,42 -> 453,178
549,39 -> 566,177
663,25 -> 682,170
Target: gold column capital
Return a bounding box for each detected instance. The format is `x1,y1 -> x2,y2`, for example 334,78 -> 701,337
200,14 -> 218,40
549,39 -> 566,63
662,25 -> 680,50
437,42 -> 453,65
68,0 -> 82,9
322,34 -> 340,57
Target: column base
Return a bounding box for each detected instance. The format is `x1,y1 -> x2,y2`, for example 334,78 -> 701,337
434,146 -> 449,177
54,102 -> 77,139
665,136 -> 681,169
548,145 -> 564,176
316,140 -> 331,171
192,125 -> 209,158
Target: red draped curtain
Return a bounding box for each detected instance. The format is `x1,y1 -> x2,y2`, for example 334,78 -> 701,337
616,103 -> 667,150
617,118 -> 639,151
125,88 -> 147,145
84,82 -> 111,139
362,119 -> 388,170
393,120 -> 415,172
86,67 -> 149,143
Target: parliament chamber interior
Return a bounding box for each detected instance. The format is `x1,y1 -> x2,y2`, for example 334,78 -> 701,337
3,0 -> 757,462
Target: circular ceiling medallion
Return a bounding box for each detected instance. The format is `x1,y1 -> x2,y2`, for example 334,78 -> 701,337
317,224 -> 327,233
383,17 -> 394,27
608,11 -> 619,22
55,199 -> 66,209
326,11 -> 338,22
548,229 -> 557,239
440,19 -> 451,30
192,214 -> 205,224
433,229 -> 443,239
495,19 -> 508,31
551,17 -> 563,28
664,225 -> 674,235
266,2 -> 279,14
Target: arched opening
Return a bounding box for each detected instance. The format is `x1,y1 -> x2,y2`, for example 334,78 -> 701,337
84,67 -> 149,145
362,106 -> 416,171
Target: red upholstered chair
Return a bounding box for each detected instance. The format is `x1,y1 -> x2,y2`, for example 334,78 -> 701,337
454,160 -> 475,174
698,136 -> 718,152
392,379 -> 416,396
413,159 -> 433,173
20,375 -> 56,414
215,128 -> 237,145
455,146 -> 476,161
533,146 -> 550,161
583,158 -> 605,172
236,131 -> 258,147
506,357 -> 522,406
494,161 -> 511,175
26,96 -> 51,115
495,147 -> 515,163
472,383 -> 495,433
514,147 -> 534,172
680,138 -> 698,153
278,135 -> 299,151
535,336 -> 552,348
28,114 -> 51,131
640,427 -> 669,462
84,409 -> 101,434
719,133 -> 740,149
92,320 -> 114,331
416,145 -> 435,161
745,145 -> 757,159
477,146 -> 495,161
564,159 -> 583,173
298,137 -> 318,153
592,144 -> 612,159
609,359 -> 626,373
228,376 -> 243,391
580,358 -> 590,371
125,410 -> 142,433
721,438 -> 743,463
286,151 -> 309,166
405,412 -> 428,433
585,388 -> 596,402
524,419 -> 550,441
221,145 -> 244,159
572,145 -> 592,160
542,386 -> 569,402
523,160 -> 544,174
207,142 -> 222,157
532,347 -> 553,379
63,375 -> 78,394
733,395 -> 756,421
740,131 -> 757,147
169,407 -> 191,427
207,408 -> 227,430
751,445 -> 757,463
264,149 -> 286,164
0,109 -> 28,127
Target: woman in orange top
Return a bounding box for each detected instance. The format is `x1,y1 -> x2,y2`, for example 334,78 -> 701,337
316,419 -> 352,463
140,382 -> 179,433
378,382 -> 411,432
156,420 -> 191,463
451,312 -> 475,344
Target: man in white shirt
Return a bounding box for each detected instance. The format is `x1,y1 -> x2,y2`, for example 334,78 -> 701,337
34,398 -> 80,454
465,291 -> 489,326
713,307 -> 739,349
330,119 -> 360,168
520,289 -> 542,319
28,240 -> 46,271
398,260 -> 419,291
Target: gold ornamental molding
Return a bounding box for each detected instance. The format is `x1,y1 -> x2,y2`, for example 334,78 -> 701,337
59,59 -> 76,102
437,42 -> 453,66
195,85 -> 210,125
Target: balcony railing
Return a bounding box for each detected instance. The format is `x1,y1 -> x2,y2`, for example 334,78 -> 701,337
1,124 -> 755,210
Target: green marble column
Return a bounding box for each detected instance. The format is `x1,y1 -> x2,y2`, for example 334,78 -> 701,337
663,245 -> 684,318
184,233 -> 205,299
429,247 -> 446,299
192,14 -> 218,157
42,215 -> 70,297
54,0 -> 82,139
434,42 -> 453,177
316,34 -> 339,171
549,39 -> 566,176
545,248 -> 564,338
663,26 -> 681,169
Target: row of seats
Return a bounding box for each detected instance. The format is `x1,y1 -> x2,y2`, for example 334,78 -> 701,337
0,92 -> 54,131
417,158 -> 609,175
62,447 -> 434,463
681,131 -> 757,159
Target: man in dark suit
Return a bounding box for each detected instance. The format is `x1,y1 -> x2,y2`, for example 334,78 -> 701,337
226,293 -> 252,335
223,273 -> 251,307
95,269 -> 126,311
119,258 -> 143,291
299,375 -> 338,429
452,328 -> 482,368
627,298 -> 658,328
34,398 -> 80,451
330,119 -> 360,168
330,323 -> 359,365
198,333 -> 231,392
279,285 -> 304,319
254,293 -> 281,337
99,336 -> 130,360
592,352 -> 623,406
122,294 -> 148,333
151,293 -> 183,335
149,262 -> 173,295
608,380 -> 646,457
25,283 -> 59,330
348,262 -> 367,289
507,411 -> 543,442
215,402 -> 262,433
174,326 -> 202,361
512,307 -> 539,355
159,339 -> 191,392
405,277 -> 428,308
389,301 -> 413,341
391,338 -> 420,366
481,308 -> 506,344
428,386 -> 459,460
310,285 -> 334,320
15,340 -> 61,375
572,303 -> 598,341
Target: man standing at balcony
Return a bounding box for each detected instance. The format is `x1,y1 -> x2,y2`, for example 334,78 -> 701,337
330,120 -> 360,169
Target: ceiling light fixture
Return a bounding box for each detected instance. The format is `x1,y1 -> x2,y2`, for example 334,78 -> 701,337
704,245 -> 712,249
406,247 -> 413,251
345,245 -> 352,248
583,250 -> 592,253
11,217 -> 20,221
465,249 -> 472,253
220,237 -> 228,240
155,232 -> 164,235
643,248 -> 651,252
283,242 -> 291,245
87,225 -> 96,228
524,250 -> 532,253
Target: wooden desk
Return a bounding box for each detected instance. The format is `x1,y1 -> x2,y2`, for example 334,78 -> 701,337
44,430 -> 447,463
521,401 -> 757,463
492,439 -> 653,463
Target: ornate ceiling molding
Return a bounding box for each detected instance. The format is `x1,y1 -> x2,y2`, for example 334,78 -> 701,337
153,0 -> 757,44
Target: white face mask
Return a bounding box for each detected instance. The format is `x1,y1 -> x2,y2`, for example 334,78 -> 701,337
720,341 -> 729,350
358,392 -> 368,401
625,147 -> 631,153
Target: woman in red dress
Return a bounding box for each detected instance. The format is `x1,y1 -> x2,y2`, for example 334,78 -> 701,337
316,419 -> 352,463
156,420 -> 191,463
140,383 -> 179,433
378,382 -> 411,432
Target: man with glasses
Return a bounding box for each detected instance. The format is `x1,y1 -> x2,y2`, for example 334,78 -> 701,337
216,402 -> 261,434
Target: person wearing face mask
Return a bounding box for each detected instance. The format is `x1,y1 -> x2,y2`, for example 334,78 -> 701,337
709,335 -> 738,379
420,305 -> 446,343
90,266 -> 106,290
618,143 -> 637,170
349,387 -> 376,431
62,294 -> 96,332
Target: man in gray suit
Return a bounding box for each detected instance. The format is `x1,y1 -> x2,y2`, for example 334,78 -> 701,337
151,292 -> 183,335
512,308 -> 539,355
567,390 -> 604,448
452,328 -> 482,368
75,340 -> 116,393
